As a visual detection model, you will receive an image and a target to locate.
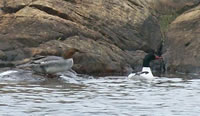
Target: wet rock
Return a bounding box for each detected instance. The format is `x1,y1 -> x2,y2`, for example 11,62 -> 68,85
0,50 -> 6,60
163,5 -> 200,74
0,61 -> 15,68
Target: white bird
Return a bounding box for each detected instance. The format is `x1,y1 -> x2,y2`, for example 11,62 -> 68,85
128,52 -> 162,81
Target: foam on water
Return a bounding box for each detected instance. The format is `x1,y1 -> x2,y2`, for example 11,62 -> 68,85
0,70 -> 18,77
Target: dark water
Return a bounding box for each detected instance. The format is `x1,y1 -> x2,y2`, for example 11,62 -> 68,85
0,70 -> 200,116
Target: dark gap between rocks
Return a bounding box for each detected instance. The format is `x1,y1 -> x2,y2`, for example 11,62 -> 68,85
1,5 -> 26,13
127,0 -> 143,8
30,4 -> 74,22
63,0 -> 77,4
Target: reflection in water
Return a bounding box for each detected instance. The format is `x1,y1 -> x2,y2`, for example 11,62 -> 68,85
0,70 -> 200,116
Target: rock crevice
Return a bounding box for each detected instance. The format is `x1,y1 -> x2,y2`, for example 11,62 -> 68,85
29,4 -> 75,22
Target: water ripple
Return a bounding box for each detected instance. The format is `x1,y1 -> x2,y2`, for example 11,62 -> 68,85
0,70 -> 200,115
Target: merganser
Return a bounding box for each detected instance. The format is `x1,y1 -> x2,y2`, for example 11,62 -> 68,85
128,52 -> 162,81
19,48 -> 82,75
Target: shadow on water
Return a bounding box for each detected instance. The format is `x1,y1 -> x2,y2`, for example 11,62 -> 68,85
154,70 -> 200,79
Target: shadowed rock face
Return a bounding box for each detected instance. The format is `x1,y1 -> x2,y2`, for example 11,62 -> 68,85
163,5 -> 200,74
0,0 -> 199,75
151,0 -> 200,14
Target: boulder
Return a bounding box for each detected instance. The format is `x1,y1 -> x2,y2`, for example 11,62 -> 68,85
2,0 -> 190,75
164,5 -> 200,74
151,0 -> 200,14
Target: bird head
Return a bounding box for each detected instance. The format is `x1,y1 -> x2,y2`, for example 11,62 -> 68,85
62,48 -> 84,59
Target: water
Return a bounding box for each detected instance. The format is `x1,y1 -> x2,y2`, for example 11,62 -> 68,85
0,70 -> 200,116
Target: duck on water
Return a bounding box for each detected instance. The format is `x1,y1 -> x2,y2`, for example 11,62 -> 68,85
18,48 -> 83,77
128,51 -> 162,81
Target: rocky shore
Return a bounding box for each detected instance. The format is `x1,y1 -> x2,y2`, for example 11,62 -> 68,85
0,0 -> 200,76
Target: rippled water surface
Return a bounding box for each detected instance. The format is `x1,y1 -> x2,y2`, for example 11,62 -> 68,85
0,70 -> 200,116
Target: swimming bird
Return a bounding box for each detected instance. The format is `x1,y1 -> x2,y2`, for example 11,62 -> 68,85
128,52 -> 162,81
18,48 -> 83,76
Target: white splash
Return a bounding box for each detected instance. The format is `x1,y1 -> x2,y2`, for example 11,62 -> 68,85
0,70 -> 18,77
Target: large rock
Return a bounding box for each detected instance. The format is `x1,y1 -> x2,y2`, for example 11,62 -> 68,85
151,0 -> 200,14
153,0 -> 200,37
164,5 -> 200,74
1,0 -> 185,75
